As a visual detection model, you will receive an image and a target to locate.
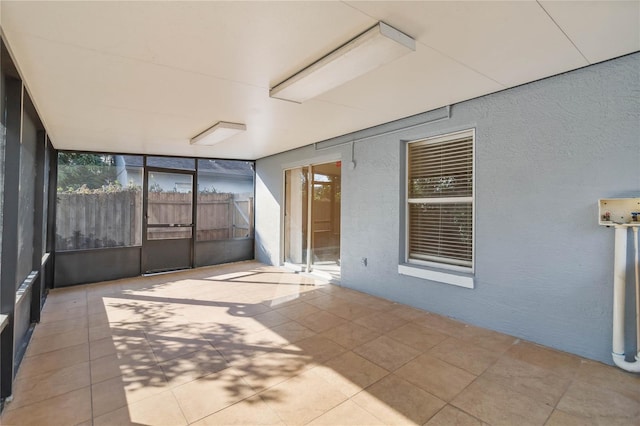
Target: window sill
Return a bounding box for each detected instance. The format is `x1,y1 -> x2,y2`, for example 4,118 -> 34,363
398,264 -> 474,289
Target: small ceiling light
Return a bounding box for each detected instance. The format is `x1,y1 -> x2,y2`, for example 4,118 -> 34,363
270,22 -> 415,103
190,121 -> 246,146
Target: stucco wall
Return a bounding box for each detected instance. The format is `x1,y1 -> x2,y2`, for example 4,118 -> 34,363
255,53 -> 640,364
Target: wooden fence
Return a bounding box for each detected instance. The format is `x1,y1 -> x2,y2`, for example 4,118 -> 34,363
56,191 -> 142,250
196,193 -> 253,240
56,191 -> 253,250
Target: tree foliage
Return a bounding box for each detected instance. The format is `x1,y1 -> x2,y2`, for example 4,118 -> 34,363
57,153 -> 118,191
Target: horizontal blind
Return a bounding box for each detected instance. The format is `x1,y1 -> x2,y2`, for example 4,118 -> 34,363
408,202 -> 472,267
407,132 -> 473,268
408,136 -> 473,199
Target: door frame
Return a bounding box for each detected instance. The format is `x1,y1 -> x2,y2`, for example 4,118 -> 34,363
142,166 -> 197,274
281,160 -> 341,273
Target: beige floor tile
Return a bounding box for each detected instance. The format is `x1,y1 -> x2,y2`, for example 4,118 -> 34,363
90,353 -> 132,384
215,339 -> 276,365
311,351 -> 389,397
413,313 -> 468,338
90,331 -> 153,362
354,311 -> 408,333
191,395 -> 285,426
576,359 -> 640,403
25,328 -> 88,357
172,367 -> 256,423
317,283 -> 355,297
296,309 -> 346,333
91,366 -> 170,417
263,295 -> 309,310
451,376 -> 553,426
232,325 -> 294,349
323,300 -> 378,320
274,301 -> 320,321
231,348 -> 314,393
41,296 -> 86,312
352,374 -> 446,425
308,400 -> 385,425
319,321 -> 380,349
88,298 -> 109,315
544,409 -> 598,426
389,305 -> 429,321
228,302 -> 272,318
458,325 -> 517,353
304,294 -> 341,310
386,322 -> 448,352
17,343 -> 89,380
395,354 -> 476,402
425,405 -> 485,426
556,379 -> 640,420
88,312 -> 112,328
505,341 -> 581,379
289,335 -> 347,364
88,323 -> 115,342
146,329 -> 215,363
252,310 -> 291,328
429,337 -> 500,375
39,305 -> 87,323
258,369 -> 348,425
159,347 -> 229,387
8,362 -> 90,410
0,387 -> 91,426
481,356 -> 571,407
13,262 -> 636,426
169,305 -> 226,325
344,294 -> 397,312
90,351 -> 158,384
44,290 -> 86,306
31,316 -> 88,339
93,390 -> 187,426
269,321 -> 316,343
353,335 -> 420,371
90,336 -> 119,360
196,320 -> 253,344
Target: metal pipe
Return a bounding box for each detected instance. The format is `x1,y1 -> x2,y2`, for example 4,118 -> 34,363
611,225 -> 640,373
634,226 -> 640,360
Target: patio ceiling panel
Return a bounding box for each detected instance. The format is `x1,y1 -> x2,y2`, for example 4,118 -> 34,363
1,1 -> 637,160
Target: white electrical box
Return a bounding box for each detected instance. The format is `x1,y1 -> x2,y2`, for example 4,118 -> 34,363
598,198 -> 640,226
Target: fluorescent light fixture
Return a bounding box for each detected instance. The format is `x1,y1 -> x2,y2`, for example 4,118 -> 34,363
190,121 -> 246,146
270,22 -> 415,103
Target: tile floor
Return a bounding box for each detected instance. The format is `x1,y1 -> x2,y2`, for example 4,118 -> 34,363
1,261 -> 639,425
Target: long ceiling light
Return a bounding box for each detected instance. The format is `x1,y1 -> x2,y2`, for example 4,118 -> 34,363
270,22 -> 415,103
190,121 -> 246,146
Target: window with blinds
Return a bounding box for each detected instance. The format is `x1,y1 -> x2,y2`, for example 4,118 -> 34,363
407,130 -> 474,270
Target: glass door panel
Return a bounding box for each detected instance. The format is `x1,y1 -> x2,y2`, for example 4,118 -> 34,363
311,162 -> 341,266
284,167 -> 309,266
284,162 -> 341,278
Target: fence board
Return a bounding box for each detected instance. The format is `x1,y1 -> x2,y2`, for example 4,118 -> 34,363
57,191 -> 253,250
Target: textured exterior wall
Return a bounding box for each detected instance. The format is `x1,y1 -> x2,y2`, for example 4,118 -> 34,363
255,53 -> 640,364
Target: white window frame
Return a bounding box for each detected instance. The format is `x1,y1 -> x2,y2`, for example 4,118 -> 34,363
402,129 -> 475,286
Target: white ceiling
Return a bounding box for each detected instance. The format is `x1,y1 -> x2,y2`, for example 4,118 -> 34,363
1,1 -> 638,160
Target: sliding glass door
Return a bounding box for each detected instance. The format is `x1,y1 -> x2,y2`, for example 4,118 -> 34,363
284,162 -> 341,277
